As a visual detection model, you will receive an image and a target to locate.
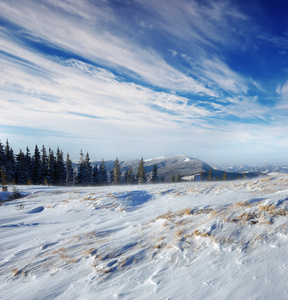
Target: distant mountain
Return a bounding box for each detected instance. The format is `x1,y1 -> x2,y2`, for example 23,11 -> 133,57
212,163 -> 288,174
93,155 -> 260,182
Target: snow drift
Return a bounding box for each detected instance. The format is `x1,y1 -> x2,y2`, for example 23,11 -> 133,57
1,174 -> 288,299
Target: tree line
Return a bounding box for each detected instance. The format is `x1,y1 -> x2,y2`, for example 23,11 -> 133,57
0,140 -> 159,187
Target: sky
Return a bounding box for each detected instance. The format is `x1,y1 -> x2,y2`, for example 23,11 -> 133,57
0,0 -> 287,165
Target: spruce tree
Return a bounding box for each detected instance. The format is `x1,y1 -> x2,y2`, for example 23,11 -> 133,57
92,165 -> 99,185
0,140 -> 6,170
47,148 -> 56,185
126,167 -> 134,184
4,140 -> 15,183
41,145 -> 48,183
138,158 -> 146,184
32,145 -> 42,184
84,152 -> 93,185
99,159 -> 108,185
151,164 -> 158,183
113,157 -> 121,185
56,147 -> 66,185
65,153 -> 74,185
15,149 -> 26,184
77,150 -> 85,185
176,173 -> 181,182
208,167 -> 212,181
25,147 -> 32,184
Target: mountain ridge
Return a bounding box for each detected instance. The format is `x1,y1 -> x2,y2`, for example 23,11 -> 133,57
92,154 -> 260,181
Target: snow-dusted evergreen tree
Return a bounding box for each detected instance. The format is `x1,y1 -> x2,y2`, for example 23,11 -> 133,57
84,152 -> 93,185
32,145 -> 42,184
77,150 -> 85,185
151,164 -> 158,183
15,149 -> 26,184
65,153 -> 74,186
41,145 -> 48,183
176,173 -> 181,182
0,140 -> 6,170
137,158 -> 146,184
120,170 -> 127,184
108,168 -> 114,184
47,148 -> 56,185
125,167 -> 134,184
92,165 -> 99,185
56,147 -> 66,185
4,140 -> 15,183
113,157 -> 120,185
25,147 -> 32,184
208,167 -> 212,181
99,159 -> 108,185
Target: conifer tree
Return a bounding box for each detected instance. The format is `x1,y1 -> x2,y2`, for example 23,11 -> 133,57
151,164 -> 158,183
138,158 -> 146,184
208,167 -> 212,181
77,150 -> 85,185
176,173 -> 181,182
92,165 -> 99,185
4,140 -> 15,183
55,147 -> 66,185
126,167 -> 134,184
15,149 -> 26,184
41,145 -> 48,183
47,148 -> 56,185
65,153 -> 74,185
0,140 -> 6,170
222,172 -> 227,181
99,159 -> 108,185
32,145 -> 42,184
84,152 -> 93,185
120,170 -> 127,184
25,147 -> 32,184
113,157 -> 121,185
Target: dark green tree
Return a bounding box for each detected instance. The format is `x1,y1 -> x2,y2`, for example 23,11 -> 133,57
25,147 -> 32,184
137,158 -> 146,184
92,165 -> 99,185
208,167 -> 212,181
47,148 -> 56,185
32,145 -> 42,184
41,145 -> 48,183
65,153 -> 74,186
15,149 -> 26,184
126,167 -> 134,184
113,157 -> 121,185
4,140 -> 15,183
84,152 -> 93,184
77,150 -> 85,185
151,164 -> 158,183
99,159 -> 108,185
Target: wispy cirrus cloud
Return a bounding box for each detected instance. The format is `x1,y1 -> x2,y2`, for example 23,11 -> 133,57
0,0 -> 287,163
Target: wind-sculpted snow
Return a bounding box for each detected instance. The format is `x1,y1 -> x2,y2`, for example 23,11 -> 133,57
1,175 -> 288,299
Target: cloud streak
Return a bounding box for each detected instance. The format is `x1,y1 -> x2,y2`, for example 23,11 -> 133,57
0,0 -> 287,163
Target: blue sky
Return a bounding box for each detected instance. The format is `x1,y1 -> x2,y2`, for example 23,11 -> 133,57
0,0 -> 287,164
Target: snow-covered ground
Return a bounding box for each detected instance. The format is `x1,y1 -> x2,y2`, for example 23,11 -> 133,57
1,174 -> 288,300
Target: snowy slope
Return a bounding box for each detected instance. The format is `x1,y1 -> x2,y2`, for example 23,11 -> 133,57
95,154 -> 258,181
1,174 -> 288,299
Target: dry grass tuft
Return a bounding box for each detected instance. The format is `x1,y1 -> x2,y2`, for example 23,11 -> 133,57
260,204 -> 276,212
233,201 -> 250,207
194,229 -> 210,237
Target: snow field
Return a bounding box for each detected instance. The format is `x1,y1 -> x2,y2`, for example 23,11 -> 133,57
1,174 -> 288,299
